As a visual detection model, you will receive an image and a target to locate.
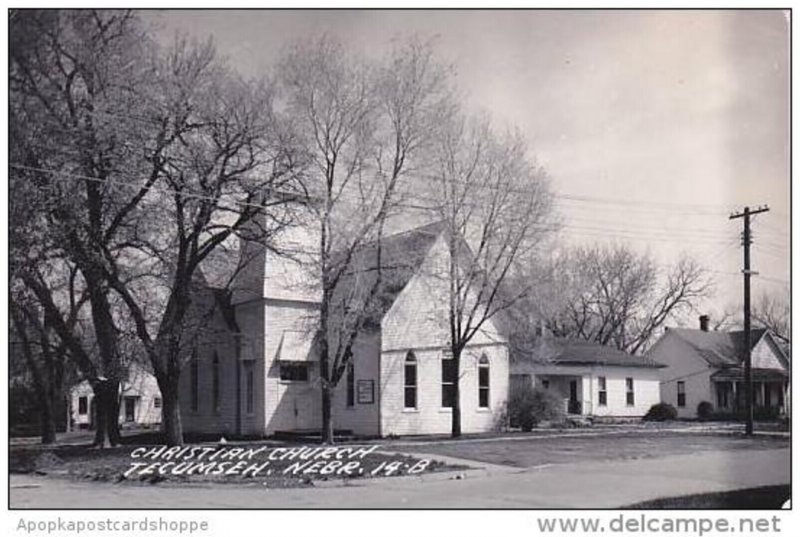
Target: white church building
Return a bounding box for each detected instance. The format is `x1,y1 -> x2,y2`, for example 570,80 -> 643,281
179,219 -> 509,437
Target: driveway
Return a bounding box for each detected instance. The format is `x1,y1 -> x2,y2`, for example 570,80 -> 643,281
10,446 -> 789,508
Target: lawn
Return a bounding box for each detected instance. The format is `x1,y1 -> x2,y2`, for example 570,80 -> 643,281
397,431 -> 790,468
9,442 -> 463,488
625,485 -> 791,509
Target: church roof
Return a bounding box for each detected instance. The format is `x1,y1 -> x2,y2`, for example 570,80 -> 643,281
330,221 -> 446,329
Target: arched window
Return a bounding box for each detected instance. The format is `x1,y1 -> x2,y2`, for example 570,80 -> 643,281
346,362 -> 355,407
404,351 -> 417,409
478,355 -> 490,408
190,354 -> 199,413
212,353 -> 221,414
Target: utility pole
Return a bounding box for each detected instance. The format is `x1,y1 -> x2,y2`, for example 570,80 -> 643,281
729,205 -> 769,436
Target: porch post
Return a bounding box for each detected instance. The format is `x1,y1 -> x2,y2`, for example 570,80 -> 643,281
581,375 -> 592,416
784,382 -> 790,417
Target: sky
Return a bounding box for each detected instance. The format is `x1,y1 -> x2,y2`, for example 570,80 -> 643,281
143,9 -> 790,324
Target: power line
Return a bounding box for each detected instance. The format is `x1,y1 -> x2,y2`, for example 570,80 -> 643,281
10,162 -> 783,249
563,214 -> 740,240
9,163 -> 301,211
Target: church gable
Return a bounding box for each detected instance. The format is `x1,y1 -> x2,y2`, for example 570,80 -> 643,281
382,233 -> 506,353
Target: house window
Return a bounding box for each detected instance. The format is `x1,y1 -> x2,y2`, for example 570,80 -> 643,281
598,377 -> 607,407
717,383 -> 729,409
625,377 -> 635,406
346,362 -> 355,407
279,363 -> 309,382
190,358 -> 199,412
677,381 -> 686,407
441,352 -> 457,408
404,351 -> 417,409
244,361 -> 255,415
154,397 -> 162,409
478,355 -> 490,408
124,396 -> 136,422
212,353 -> 221,414
78,396 -> 88,415
542,379 -> 550,390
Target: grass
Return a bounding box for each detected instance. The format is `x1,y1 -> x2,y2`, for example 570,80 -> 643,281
398,431 -> 790,468
625,485 -> 791,509
9,442 -> 464,488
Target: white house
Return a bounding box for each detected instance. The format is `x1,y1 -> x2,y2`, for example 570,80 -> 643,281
179,220 -> 509,437
510,335 -> 664,418
70,360 -> 162,430
647,315 -> 790,419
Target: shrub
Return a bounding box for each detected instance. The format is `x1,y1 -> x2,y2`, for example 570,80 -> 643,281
507,384 -> 564,431
697,401 -> 714,420
643,402 -> 678,422
754,406 -> 781,421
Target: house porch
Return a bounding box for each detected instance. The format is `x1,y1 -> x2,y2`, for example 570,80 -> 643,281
712,368 -> 789,417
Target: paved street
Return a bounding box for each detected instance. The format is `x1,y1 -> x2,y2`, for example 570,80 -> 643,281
10,445 -> 789,509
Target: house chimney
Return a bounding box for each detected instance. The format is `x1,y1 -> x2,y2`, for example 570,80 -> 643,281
699,315 -> 710,332
535,319 -> 550,339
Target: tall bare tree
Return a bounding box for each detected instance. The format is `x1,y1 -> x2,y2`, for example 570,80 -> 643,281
278,36 -> 454,443
99,37 -> 299,446
544,245 -> 712,354
430,116 -> 554,437
9,10 -> 159,446
9,10 -> 298,446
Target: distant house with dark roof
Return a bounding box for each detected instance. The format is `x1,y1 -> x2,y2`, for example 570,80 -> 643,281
510,334 -> 665,418
179,219 -> 509,437
646,315 -> 790,419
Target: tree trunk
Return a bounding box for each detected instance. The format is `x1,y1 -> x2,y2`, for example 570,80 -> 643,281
92,379 -> 121,447
39,395 -> 57,445
92,385 -> 109,448
159,378 -> 183,446
321,384 -> 334,444
108,385 -> 121,445
451,352 -> 462,438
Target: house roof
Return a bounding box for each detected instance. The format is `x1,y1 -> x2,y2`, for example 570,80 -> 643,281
512,337 -> 665,370
667,327 -> 769,367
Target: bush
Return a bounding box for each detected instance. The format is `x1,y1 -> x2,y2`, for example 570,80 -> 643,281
643,402 -> 678,422
697,401 -> 714,420
754,406 -> 781,421
507,384 -> 564,431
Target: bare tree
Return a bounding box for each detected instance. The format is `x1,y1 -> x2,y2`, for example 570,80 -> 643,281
9,11 -> 298,446
278,36 -> 454,443
98,37 -> 299,446
752,287 -> 790,346
545,245 -> 712,354
9,289 -> 72,444
430,116 -> 554,437
9,10 -> 157,446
